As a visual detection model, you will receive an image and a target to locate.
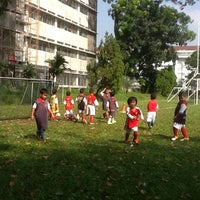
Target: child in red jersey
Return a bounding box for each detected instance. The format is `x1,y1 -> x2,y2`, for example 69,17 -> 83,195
75,88 -> 86,121
147,93 -> 159,129
171,91 -> 189,141
63,91 -> 76,121
124,96 -> 144,144
107,91 -> 119,124
31,88 -> 54,141
83,88 -> 99,125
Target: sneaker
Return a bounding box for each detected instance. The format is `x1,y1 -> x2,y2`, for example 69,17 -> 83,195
180,137 -> 189,141
130,143 -> 134,147
35,133 -> 40,140
171,136 -> 178,141
134,139 -> 139,144
41,139 -> 46,143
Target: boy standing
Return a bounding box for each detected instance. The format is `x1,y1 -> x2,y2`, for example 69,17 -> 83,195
100,87 -> 110,119
63,91 -> 76,121
107,91 -> 119,124
83,88 -> 99,125
124,96 -> 144,144
31,88 -> 54,141
147,93 -> 159,129
75,88 -> 86,121
50,88 -> 60,120
171,91 -> 189,141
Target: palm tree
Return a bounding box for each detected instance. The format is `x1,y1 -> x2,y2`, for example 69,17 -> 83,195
45,52 -> 69,87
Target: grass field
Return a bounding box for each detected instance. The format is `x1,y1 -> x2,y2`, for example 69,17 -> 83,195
0,91 -> 200,200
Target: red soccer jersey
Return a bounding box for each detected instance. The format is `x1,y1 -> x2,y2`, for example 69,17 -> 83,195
128,107 -> 142,129
87,93 -> 97,105
147,99 -> 158,112
64,96 -> 73,110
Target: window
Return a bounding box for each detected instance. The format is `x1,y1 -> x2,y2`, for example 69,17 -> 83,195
80,5 -> 88,15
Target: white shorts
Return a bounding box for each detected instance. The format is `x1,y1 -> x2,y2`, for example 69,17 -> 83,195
147,112 -> 156,123
78,109 -> 85,114
86,105 -> 95,116
173,122 -> 185,130
65,110 -> 73,115
127,126 -> 138,133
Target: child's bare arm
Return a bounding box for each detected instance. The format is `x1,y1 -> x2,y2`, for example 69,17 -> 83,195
31,108 -> 35,120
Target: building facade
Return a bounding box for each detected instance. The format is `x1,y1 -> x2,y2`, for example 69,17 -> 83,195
0,0 -> 97,88
174,46 -> 198,84
161,46 -> 198,84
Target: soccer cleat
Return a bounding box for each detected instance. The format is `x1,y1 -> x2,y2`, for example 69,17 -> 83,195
171,136 -> 178,141
89,122 -> 94,125
107,122 -> 112,125
112,120 -> 116,124
180,137 -> 189,141
35,132 -> 40,140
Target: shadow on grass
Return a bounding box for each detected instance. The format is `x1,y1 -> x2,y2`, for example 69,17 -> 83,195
0,144 -> 13,151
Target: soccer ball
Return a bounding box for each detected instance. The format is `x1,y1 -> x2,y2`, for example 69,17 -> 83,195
56,113 -> 61,117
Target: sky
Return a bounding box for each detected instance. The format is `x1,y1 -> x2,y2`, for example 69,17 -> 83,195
97,1 -> 200,46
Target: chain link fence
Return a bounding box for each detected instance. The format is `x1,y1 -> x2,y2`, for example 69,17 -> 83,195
0,77 -> 53,105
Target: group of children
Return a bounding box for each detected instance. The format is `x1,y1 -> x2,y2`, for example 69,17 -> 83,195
31,88 -> 189,144
124,91 -> 189,145
50,87 -> 99,124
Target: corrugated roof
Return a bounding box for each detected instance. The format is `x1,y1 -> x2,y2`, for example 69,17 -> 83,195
174,46 -> 198,51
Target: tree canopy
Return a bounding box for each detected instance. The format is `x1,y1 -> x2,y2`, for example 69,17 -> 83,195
102,0 -> 196,93
103,0 -> 199,7
87,33 -> 125,93
156,67 -> 177,96
185,48 -> 200,79
185,48 -> 200,69
22,63 -> 36,78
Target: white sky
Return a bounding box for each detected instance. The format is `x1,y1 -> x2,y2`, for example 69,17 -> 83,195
97,1 -> 200,46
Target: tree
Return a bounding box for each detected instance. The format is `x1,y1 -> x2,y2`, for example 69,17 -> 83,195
22,63 -> 36,78
87,33 -> 125,93
156,67 -> 177,96
185,48 -> 200,79
0,61 -> 7,76
185,48 -> 200,70
45,52 -> 69,87
103,0 -> 195,93
103,0 -> 199,7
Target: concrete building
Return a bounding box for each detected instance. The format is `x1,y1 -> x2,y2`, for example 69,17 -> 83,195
161,46 -> 198,84
0,0 -> 97,88
174,46 -> 198,83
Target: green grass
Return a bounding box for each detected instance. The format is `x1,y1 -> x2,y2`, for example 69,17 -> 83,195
0,92 -> 200,200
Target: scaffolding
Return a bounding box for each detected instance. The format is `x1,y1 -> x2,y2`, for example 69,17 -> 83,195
24,0 -> 40,66
0,0 -> 40,66
0,0 -> 97,88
